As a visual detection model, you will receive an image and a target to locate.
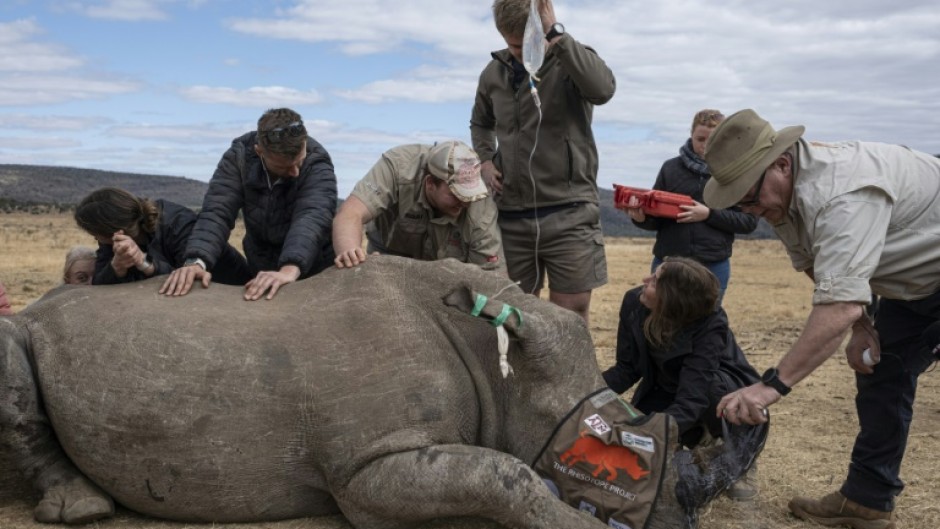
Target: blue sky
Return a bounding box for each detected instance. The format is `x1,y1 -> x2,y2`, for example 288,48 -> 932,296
2,0 -> 939,198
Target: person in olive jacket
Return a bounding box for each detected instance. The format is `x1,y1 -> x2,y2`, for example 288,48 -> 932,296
471,0 -> 616,324
161,108 -> 337,301
74,187 -> 249,286
623,110 -> 758,303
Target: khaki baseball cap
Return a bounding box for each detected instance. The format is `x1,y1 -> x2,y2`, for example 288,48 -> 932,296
427,141 -> 488,203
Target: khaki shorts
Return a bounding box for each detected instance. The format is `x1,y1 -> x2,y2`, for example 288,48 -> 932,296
498,202 -> 607,294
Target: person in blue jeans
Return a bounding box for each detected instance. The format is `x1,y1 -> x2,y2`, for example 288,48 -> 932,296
621,109 -> 757,304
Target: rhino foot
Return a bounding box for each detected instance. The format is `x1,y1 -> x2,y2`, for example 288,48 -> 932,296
34,476 -> 114,524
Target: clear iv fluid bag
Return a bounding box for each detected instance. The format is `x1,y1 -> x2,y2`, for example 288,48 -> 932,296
522,0 -> 545,76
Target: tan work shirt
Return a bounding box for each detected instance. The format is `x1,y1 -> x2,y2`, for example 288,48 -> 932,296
351,144 -> 505,273
773,139 -> 940,304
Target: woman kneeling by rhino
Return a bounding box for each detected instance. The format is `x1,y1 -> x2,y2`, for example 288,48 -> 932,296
74,187 -> 250,286
604,257 -> 763,500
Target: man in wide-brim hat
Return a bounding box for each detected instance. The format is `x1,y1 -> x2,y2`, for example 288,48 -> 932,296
701,108 -> 940,529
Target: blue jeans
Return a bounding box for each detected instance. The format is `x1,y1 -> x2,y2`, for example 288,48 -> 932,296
840,291 -> 940,511
651,257 -> 730,306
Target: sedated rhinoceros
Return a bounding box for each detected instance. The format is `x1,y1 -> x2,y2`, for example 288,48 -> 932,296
0,256 -> 761,529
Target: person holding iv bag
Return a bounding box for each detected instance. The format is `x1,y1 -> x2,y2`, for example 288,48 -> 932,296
470,0 -> 616,324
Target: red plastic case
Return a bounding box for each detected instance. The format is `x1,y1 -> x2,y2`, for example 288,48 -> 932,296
613,184 -> 695,219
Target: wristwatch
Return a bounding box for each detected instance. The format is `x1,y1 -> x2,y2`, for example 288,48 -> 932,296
761,367 -> 792,396
136,253 -> 155,273
184,257 -> 207,270
545,22 -> 565,41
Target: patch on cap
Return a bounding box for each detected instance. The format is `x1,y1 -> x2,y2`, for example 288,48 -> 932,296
428,141 -> 488,203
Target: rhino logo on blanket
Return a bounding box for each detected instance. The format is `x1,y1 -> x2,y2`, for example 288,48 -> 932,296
560,434 -> 650,482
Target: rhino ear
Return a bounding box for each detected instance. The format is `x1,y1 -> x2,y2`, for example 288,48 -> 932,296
443,286 -> 524,333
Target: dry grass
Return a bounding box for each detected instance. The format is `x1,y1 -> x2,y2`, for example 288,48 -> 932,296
1,213 -> 938,529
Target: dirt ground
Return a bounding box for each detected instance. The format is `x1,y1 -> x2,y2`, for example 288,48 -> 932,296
1,213 -> 937,528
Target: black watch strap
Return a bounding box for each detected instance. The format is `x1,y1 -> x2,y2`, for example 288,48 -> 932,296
761,367 -> 792,396
545,22 -> 565,41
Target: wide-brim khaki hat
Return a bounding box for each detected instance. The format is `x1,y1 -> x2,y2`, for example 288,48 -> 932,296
428,140 -> 488,203
703,109 -> 804,209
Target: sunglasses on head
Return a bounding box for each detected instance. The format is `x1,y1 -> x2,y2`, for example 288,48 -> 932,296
261,120 -> 306,142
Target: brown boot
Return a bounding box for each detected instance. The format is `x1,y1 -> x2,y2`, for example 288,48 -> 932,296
789,491 -> 895,529
725,464 -> 758,501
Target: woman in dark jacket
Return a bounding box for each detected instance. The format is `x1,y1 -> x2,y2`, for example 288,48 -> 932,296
603,257 -> 763,500
604,257 -> 761,497
625,110 -> 758,303
74,187 -> 250,286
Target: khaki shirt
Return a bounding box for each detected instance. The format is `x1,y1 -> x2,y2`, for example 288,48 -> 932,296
774,139 -> 940,303
351,144 -> 505,273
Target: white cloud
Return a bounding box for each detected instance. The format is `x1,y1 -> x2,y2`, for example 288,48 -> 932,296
0,136 -> 83,149
0,74 -> 140,105
0,114 -> 113,131
63,0 -> 170,21
5,0 -> 940,194
0,18 -> 141,105
179,85 -> 324,107
0,19 -> 84,72
222,0 -> 940,156
225,0 -> 495,58
336,68 -> 480,104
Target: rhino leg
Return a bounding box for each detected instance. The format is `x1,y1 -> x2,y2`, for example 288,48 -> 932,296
334,444 -> 607,529
0,323 -> 114,524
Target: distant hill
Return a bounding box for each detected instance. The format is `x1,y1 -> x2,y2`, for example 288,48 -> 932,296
0,164 -> 776,238
0,164 -> 208,210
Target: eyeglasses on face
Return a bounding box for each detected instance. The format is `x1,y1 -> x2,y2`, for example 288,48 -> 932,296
736,172 -> 767,207
262,120 -> 306,142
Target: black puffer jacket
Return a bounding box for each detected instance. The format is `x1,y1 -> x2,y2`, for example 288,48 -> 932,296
634,156 -> 757,263
186,132 -> 337,278
93,200 -> 249,285
602,287 -> 759,435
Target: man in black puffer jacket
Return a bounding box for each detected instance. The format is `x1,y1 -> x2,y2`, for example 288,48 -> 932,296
161,108 -> 337,301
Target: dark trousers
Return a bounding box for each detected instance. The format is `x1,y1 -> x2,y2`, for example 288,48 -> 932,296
841,291 -> 940,511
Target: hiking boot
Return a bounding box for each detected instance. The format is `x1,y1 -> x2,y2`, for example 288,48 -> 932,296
789,491 -> 895,529
725,463 -> 758,501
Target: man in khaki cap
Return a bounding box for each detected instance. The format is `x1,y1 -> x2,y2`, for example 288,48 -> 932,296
333,140 -> 505,273
703,108 -> 940,529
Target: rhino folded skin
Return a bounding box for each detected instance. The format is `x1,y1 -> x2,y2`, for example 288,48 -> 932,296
3,256 -> 748,529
